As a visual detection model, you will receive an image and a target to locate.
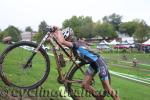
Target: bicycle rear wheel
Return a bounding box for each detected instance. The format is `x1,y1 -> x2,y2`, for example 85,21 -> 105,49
65,62 -> 105,100
0,41 -> 50,90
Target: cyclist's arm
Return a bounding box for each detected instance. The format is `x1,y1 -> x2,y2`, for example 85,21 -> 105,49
53,30 -> 73,48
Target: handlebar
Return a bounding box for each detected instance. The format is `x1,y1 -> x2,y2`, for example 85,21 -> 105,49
46,26 -> 57,33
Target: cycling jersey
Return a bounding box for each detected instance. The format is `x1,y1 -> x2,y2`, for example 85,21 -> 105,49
72,41 -> 99,62
72,41 -> 109,81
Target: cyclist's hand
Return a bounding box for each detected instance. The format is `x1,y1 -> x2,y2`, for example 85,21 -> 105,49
46,26 -> 58,33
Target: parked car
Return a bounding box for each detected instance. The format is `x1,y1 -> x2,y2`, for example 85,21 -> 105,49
142,45 -> 150,53
113,45 -> 128,49
121,41 -> 135,48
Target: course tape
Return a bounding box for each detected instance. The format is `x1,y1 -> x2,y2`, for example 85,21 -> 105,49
110,70 -> 150,85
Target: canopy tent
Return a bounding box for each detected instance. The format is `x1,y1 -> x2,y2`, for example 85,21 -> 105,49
121,40 -> 130,45
97,40 -> 110,49
122,37 -> 134,44
109,40 -> 119,45
142,39 -> 150,46
99,40 -> 109,45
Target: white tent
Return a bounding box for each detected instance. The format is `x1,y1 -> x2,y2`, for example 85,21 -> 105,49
99,40 -> 109,45
109,40 -> 119,45
121,40 -> 130,45
97,40 -> 110,49
142,39 -> 150,46
122,37 -> 134,44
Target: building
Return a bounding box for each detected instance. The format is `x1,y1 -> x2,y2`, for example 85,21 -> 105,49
21,32 -> 37,41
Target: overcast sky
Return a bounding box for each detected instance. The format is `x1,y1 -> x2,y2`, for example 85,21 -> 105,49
0,0 -> 149,31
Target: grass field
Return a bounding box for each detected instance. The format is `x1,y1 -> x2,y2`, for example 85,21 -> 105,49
0,42 -> 150,100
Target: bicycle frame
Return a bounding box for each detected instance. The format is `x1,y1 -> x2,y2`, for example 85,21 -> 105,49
35,32 -> 85,84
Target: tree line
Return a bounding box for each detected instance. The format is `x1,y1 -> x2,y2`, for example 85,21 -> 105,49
0,13 -> 150,43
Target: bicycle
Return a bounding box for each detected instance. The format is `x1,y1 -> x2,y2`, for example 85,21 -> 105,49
0,27 -> 111,99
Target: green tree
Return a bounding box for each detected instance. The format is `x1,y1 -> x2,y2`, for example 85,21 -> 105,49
25,26 -> 33,32
103,13 -> 122,31
94,22 -> 117,39
63,16 -> 83,36
119,21 -> 138,36
147,27 -> 150,38
133,20 -> 149,42
3,25 -> 21,42
35,21 -> 48,42
62,16 -> 94,38
0,31 -> 4,42
79,16 -> 94,38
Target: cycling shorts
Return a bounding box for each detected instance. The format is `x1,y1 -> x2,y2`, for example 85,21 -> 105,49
86,57 -> 109,81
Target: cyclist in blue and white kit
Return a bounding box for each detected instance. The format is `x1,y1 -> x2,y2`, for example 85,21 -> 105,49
72,40 -> 109,80
52,26 -> 120,100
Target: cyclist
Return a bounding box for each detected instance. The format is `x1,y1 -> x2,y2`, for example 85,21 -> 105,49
52,26 -> 120,100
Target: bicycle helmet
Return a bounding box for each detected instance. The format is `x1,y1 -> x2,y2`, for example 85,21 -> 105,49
62,27 -> 74,40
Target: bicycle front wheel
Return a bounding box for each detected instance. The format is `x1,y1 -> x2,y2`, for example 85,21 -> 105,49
0,41 -> 50,90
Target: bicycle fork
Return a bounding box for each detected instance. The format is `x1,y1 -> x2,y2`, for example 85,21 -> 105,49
23,52 -> 36,69
23,33 -> 50,69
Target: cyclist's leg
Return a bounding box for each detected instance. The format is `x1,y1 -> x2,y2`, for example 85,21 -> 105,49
101,80 -> 120,100
81,62 -> 104,100
96,57 -> 120,100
